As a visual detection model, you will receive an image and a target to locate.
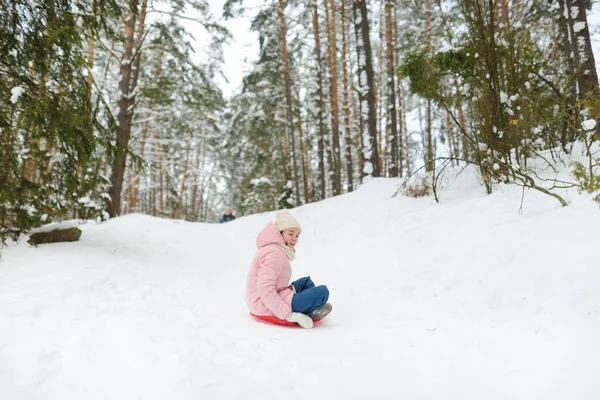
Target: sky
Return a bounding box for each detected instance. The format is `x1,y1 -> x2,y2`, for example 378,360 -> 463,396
183,0 -> 262,98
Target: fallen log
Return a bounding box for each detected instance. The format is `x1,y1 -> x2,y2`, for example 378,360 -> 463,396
28,227 -> 82,246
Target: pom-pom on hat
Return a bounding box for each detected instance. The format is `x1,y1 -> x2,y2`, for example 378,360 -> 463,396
274,210 -> 301,233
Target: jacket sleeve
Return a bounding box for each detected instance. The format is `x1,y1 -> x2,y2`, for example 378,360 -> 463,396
257,250 -> 292,319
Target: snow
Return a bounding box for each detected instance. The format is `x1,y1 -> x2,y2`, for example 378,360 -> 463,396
28,220 -> 82,234
359,70 -> 368,87
250,177 -> 273,186
582,119 -> 596,130
1,150 -> 599,400
571,6 -> 580,20
499,91 -> 508,104
10,87 -> 24,104
78,196 -> 91,204
574,21 -> 587,33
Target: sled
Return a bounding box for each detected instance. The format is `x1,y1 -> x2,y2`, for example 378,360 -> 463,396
250,313 -> 324,327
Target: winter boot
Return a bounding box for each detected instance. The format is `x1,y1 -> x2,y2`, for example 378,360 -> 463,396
308,303 -> 332,321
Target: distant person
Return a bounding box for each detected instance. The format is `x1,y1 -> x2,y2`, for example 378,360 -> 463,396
219,206 -> 236,223
245,210 -> 332,328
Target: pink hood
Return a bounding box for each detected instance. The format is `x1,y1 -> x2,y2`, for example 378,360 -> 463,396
245,223 -> 295,319
256,222 -> 286,248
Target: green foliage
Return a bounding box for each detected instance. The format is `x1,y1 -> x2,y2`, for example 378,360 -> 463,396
571,161 -> 600,196
434,49 -> 475,77
399,49 -> 441,101
400,47 -> 476,103
0,0 -> 122,244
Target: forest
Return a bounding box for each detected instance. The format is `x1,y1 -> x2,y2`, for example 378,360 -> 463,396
2,0 -> 599,243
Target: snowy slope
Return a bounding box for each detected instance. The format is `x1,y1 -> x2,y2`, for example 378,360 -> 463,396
1,158 -> 599,400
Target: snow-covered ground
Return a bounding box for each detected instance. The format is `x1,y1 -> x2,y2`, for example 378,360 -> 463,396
1,148 -> 599,399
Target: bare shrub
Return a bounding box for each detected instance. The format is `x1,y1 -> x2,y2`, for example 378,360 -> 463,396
404,175 -> 432,198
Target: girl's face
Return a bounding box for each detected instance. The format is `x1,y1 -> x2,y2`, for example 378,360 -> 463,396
281,228 -> 300,250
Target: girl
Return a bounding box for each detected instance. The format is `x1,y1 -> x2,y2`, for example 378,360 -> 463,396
245,210 -> 332,328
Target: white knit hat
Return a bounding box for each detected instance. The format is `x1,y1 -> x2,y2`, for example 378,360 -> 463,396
274,210 -> 301,233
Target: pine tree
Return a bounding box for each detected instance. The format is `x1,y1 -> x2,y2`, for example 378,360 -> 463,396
353,0 -> 380,177
0,0 -> 122,243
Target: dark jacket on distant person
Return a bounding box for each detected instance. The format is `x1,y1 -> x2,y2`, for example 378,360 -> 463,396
219,213 -> 236,223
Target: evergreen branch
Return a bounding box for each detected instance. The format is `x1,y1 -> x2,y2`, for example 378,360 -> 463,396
146,9 -> 215,26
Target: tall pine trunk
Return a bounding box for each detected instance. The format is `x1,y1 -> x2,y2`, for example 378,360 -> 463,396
424,0 -> 434,171
353,0 -> 380,177
385,0 -> 399,177
324,0 -> 343,194
108,6 -> 137,217
295,102 -> 312,202
557,0 -> 578,145
108,0 -> 148,217
454,77 -> 469,161
393,3 -> 406,176
190,143 -> 202,221
341,0 -> 354,191
177,114 -> 196,219
311,0 -> 327,199
566,0 -> 599,102
377,5 -> 386,175
278,0 -> 301,205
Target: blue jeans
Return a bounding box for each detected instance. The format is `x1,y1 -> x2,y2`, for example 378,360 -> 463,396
291,276 -> 329,314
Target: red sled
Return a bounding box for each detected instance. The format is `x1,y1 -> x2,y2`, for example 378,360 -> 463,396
250,313 -> 323,327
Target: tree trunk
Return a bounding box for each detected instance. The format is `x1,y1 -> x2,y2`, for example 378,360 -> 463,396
311,0 -> 327,200
425,0 -> 432,48
566,0 -> 600,101
424,0 -> 434,171
157,131 -> 164,217
350,70 -> 365,180
501,0 -> 513,79
454,76 -> 469,161
324,0 -> 343,195
377,5 -> 385,176
385,0 -> 399,177
107,0 -> 148,218
108,7 -> 137,217
86,33 -> 94,122
353,0 -> 380,177
190,141 -> 204,221
296,106 -> 312,203
446,109 -> 458,164
341,0 -> 354,192
426,98 -> 434,171
177,119 -> 196,219
393,3 -> 405,176
130,0 -> 148,98
557,0 -> 578,145
277,0 -> 301,205
130,107 -> 151,211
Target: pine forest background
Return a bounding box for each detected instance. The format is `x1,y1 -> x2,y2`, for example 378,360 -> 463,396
2,0 -> 600,243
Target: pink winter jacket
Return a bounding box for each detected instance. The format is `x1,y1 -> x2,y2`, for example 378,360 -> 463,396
245,222 -> 295,319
